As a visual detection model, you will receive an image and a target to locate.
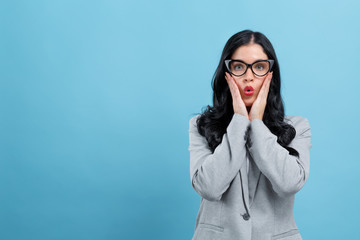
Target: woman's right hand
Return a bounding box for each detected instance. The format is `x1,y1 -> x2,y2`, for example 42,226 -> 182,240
225,72 -> 249,119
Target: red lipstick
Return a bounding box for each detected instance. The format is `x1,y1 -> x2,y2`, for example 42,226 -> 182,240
244,86 -> 254,96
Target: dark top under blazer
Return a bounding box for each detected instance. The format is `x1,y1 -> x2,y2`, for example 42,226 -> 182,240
188,113 -> 312,240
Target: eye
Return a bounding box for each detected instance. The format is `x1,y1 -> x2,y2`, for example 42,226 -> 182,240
255,65 -> 264,70
234,65 -> 243,70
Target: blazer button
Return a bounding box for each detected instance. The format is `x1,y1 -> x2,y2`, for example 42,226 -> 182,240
242,213 -> 250,221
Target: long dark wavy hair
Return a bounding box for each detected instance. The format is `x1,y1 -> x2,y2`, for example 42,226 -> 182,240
192,29 -> 299,157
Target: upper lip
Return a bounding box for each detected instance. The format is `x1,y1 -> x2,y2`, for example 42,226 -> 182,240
244,86 -> 254,92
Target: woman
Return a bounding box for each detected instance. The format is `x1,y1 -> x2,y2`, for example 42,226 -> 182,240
188,30 -> 312,240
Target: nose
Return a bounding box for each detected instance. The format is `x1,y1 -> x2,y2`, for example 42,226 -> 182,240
243,67 -> 254,82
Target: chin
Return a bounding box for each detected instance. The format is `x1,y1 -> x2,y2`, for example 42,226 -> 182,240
244,101 -> 254,107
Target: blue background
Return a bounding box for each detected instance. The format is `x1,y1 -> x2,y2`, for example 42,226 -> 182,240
1,0 -> 359,239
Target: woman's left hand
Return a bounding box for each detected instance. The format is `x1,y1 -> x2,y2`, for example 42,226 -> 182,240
249,71 -> 273,122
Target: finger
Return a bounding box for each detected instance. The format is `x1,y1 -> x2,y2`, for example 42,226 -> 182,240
263,72 -> 273,99
258,76 -> 267,97
225,72 -> 234,84
225,73 -> 237,99
255,77 -> 268,102
225,72 -> 242,103
256,72 -> 271,101
225,73 -> 237,94
228,73 -> 241,98
266,72 -> 273,90
267,71 -> 273,83
225,72 -> 233,90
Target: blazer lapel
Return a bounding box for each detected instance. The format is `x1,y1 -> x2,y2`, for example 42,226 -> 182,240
247,151 -> 261,208
239,159 -> 250,209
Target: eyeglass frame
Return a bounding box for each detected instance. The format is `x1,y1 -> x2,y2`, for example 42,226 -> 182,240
224,59 -> 275,77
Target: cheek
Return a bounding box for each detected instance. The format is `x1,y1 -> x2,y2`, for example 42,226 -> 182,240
255,80 -> 266,90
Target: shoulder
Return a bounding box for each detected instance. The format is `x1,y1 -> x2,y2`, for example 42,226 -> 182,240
189,114 -> 202,131
189,114 -> 201,123
284,115 -> 311,136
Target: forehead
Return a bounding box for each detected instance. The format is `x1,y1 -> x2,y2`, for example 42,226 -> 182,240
231,43 -> 268,63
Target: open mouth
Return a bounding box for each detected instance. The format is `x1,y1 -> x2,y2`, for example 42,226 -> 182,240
244,86 -> 254,96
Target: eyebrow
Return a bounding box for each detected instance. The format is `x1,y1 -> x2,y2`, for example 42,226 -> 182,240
232,59 -> 268,63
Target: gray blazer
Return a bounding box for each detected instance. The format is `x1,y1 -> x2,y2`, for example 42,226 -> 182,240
188,113 -> 312,240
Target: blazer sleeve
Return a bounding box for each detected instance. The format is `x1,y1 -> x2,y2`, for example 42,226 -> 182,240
247,117 -> 312,198
188,113 -> 250,201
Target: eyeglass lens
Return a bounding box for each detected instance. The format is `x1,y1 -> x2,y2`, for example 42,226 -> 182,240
229,61 -> 270,76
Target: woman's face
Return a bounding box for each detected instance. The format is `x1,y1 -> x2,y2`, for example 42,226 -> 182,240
230,43 -> 272,107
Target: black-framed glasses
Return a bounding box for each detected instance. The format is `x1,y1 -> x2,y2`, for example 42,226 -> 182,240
224,59 -> 274,77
